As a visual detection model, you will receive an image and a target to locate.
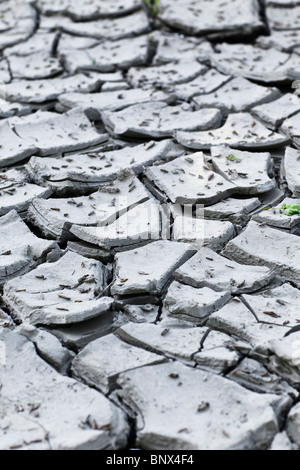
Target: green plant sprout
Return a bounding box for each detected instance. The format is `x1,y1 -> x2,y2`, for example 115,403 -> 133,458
226,154 -> 242,163
281,204 -> 300,216
143,0 -> 160,18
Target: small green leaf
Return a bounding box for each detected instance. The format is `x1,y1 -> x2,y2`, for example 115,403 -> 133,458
281,204 -> 300,216
226,154 -> 242,163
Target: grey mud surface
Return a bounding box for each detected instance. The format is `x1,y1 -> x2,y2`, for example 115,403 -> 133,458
1,0 -> 300,451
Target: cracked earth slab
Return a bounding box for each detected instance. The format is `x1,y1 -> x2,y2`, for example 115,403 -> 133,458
176,113 -> 290,151
0,210 -> 60,286
193,77 -> 281,114
27,173 -> 150,241
144,152 -> 236,205
207,299 -> 291,359
163,281 -> 232,324
127,60 -> 207,89
0,1 -> 36,50
17,323 -> 75,374
0,328 -> 129,450
26,140 -> 172,195
70,199 -> 163,250
210,146 -> 277,195
171,70 -> 232,102
116,322 -> 207,365
102,102 -> 222,139
34,0 -> 141,21
152,31 -> 213,65
209,43 -> 299,83
3,251 -> 113,326
111,240 -> 196,298
58,88 -> 169,119
251,94 -> 300,130
223,220 -> 300,286
281,147 -> 300,196
13,108 -> 107,157
252,197 -> 300,233
72,333 -> 165,395
62,35 -> 151,74
156,0 -> 264,39
39,10 -> 150,41
5,73 -> 103,104
112,361 -> 291,450
200,197 -> 262,225
281,112 -> 300,148
172,212 -> 236,251
227,358 -> 298,398
174,247 -> 275,294
0,168 -> 52,217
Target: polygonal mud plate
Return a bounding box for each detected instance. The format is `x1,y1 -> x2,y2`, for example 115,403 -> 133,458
4,31 -> 57,57
256,29 -> 300,52
102,101 -> 222,139
207,299 -> 290,357
113,361 -> 290,450
176,113 -> 290,150
223,220 -> 300,286
252,94 -> 300,130
0,121 -> 37,168
17,323 -> 75,373
194,77 -> 281,114
111,240 -> 195,297
0,329 -> 129,450
163,281 -> 232,324
242,284 -> 300,328
152,30 -> 213,64
57,34 -> 101,55
144,152 -> 236,205
209,43 -> 292,83
172,70 -> 231,101
210,146 -> 276,195
9,52 -> 63,80
172,214 -> 235,251
174,247 -> 275,294
70,200 -> 162,250
127,60 -> 207,88
5,74 -> 103,104
116,322 -> 207,364
71,333 -> 165,394
201,197 -> 261,225
157,0 -> 264,38
26,140 -> 172,195
281,112 -> 300,148
0,97 -> 31,118
0,168 -> 52,217
0,2 -> 36,50
58,88 -> 168,119
227,357 -> 298,398
14,108 -> 107,156
45,10 -> 150,40
27,174 -> 149,240
266,5 -> 300,30
34,0 -> 141,20
281,147 -> 300,196
252,197 -> 300,233
62,35 -> 150,73
0,210 -> 60,286
3,251 -> 113,326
